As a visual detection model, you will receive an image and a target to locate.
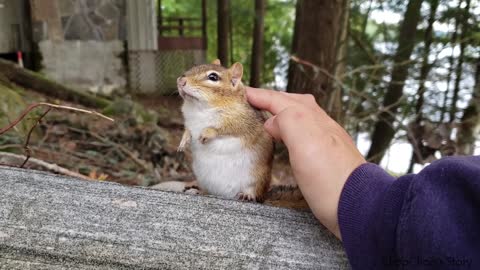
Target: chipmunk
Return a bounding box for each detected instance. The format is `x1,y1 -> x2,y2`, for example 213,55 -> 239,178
176,59 -> 274,202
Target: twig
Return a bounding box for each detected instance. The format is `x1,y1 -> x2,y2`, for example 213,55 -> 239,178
37,102 -> 114,121
0,102 -> 113,135
88,131 -> 152,172
291,55 -> 342,86
290,55 -> 425,167
20,107 -> 51,168
0,144 -> 22,150
67,127 -> 137,169
0,102 -> 114,168
0,152 -> 91,180
342,59 -> 415,79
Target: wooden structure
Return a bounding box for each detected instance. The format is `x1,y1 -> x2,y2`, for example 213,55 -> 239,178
127,0 -> 207,95
157,0 -> 207,51
0,166 -> 349,269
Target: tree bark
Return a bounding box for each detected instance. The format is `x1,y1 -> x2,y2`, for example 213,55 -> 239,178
457,58 -> 480,155
449,0 -> 471,123
217,0 -> 230,65
407,0 -> 439,172
440,14 -> 460,123
0,59 -> 110,109
366,0 -> 424,164
286,0 -> 342,119
330,0 -> 350,124
249,0 -> 266,88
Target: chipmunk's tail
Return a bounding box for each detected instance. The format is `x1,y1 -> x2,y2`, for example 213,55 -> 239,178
150,180 -> 201,195
264,185 -> 309,209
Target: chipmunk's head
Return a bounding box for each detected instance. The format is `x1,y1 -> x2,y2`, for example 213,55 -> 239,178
177,59 -> 245,105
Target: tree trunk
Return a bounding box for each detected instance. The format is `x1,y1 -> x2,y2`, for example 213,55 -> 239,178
440,16 -> 459,123
449,0 -> 471,123
286,0 -> 342,119
457,59 -> 480,155
330,0 -> 350,124
217,0 -> 230,65
249,0 -> 266,88
407,0 -> 439,173
366,0 -> 424,164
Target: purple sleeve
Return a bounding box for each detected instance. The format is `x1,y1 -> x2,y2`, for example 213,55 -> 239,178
338,156 -> 480,269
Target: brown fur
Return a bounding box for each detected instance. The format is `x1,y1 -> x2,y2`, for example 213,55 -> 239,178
264,186 -> 309,209
180,61 -> 274,202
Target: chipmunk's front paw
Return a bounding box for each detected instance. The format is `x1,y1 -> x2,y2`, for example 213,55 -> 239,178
199,127 -> 217,144
177,130 -> 191,152
236,192 -> 257,202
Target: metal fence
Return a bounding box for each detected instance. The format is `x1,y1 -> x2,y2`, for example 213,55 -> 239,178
128,49 -> 206,95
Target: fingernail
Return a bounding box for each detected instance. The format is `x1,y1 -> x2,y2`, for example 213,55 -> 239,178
264,117 -> 274,128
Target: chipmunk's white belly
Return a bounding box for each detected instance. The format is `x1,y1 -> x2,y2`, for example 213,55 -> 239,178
182,103 -> 255,198
191,137 -> 255,198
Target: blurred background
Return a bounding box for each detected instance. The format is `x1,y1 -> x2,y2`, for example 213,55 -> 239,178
0,0 -> 479,187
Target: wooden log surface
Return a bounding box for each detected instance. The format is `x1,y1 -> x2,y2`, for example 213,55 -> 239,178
0,166 -> 349,269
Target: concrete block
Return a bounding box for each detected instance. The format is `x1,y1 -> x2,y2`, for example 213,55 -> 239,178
39,40 -> 126,95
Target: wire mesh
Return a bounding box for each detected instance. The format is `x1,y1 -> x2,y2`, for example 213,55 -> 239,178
128,50 -> 205,95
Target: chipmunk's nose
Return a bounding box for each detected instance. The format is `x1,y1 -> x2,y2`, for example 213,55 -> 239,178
177,76 -> 187,88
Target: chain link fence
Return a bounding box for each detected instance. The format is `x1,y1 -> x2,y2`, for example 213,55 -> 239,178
128,50 -> 206,95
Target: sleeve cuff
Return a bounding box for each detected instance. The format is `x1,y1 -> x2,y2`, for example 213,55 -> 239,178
338,163 -> 411,268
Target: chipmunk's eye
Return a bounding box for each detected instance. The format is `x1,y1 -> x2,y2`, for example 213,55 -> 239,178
207,73 -> 220,82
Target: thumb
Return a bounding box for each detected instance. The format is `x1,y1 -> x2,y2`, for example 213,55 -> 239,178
264,115 -> 282,142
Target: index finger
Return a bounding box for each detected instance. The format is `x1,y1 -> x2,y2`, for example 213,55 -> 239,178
246,87 -> 300,115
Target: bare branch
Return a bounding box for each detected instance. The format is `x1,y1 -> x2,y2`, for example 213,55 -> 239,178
0,152 -> 91,180
0,102 -> 114,169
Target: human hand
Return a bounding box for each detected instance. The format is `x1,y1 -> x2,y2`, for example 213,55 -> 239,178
246,87 -> 366,239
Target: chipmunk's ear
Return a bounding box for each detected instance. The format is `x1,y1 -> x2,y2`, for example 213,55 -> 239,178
211,59 -> 221,65
229,62 -> 243,88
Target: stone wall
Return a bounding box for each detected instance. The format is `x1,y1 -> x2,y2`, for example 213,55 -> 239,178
30,0 -> 126,95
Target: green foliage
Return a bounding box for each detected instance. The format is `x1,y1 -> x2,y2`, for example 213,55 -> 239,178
102,98 -> 158,125
0,82 -> 44,150
0,84 -> 30,137
157,0 -> 480,155
158,0 -> 295,86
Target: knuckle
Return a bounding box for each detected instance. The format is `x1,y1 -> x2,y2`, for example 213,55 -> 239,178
278,105 -> 310,121
303,93 -> 315,102
302,94 -> 319,108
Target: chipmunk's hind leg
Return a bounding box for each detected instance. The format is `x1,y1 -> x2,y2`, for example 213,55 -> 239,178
236,189 -> 257,202
235,173 -> 269,203
251,160 -> 272,203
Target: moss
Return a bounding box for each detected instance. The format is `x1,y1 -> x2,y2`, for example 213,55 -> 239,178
0,83 -> 34,138
102,98 -> 158,125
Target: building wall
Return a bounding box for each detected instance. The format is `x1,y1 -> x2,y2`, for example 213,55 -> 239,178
0,0 -> 31,53
30,0 -> 126,95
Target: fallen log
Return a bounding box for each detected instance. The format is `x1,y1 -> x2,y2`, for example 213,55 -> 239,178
0,59 -> 111,109
0,166 -> 349,269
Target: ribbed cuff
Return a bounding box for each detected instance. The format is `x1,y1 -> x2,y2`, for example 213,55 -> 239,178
337,163 -> 396,268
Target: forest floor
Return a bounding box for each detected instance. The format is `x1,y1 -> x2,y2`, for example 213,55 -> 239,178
0,82 -> 295,189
